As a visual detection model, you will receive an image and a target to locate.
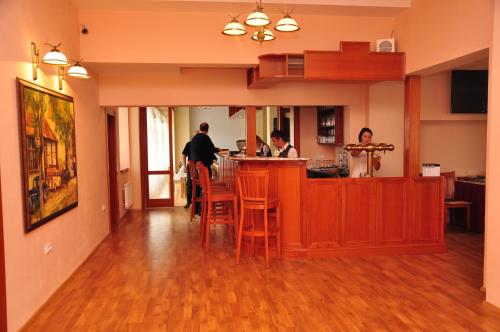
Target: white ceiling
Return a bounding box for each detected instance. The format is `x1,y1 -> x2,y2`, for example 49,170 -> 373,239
71,0 -> 410,16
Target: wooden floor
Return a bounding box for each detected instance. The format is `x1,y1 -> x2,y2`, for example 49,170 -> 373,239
23,209 -> 500,331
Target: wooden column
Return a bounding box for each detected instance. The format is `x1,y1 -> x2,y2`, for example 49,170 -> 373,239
246,106 -> 257,156
404,75 -> 421,177
0,175 -> 7,332
293,106 -> 301,155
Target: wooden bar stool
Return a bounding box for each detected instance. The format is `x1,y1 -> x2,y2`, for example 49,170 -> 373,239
189,160 -> 226,222
196,162 -> 238,252
236,170 -> 281,268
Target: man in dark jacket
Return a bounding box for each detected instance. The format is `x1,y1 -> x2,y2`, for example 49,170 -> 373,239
190,122 -> 219,178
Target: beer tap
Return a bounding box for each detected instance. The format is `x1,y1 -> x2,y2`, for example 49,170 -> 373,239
344,143 -> 395,177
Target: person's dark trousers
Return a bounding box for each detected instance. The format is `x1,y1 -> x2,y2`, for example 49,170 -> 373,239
194,164 -> 213,214
186,168 -> 192,205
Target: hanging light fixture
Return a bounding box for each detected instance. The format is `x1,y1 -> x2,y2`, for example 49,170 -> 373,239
245,0 -> 270,27
223,1 -> 299,43
67,60 -> 90,79
222,16 -> 246,36
42,43 -> 69,66
275,13 -> 300,32
251,27 -> 275,43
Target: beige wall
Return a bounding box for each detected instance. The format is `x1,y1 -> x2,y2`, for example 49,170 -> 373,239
421,72 -> 488,121
396,0 -> 493,74
485,0 -> 500,307
174,107 -> 190,171
421,121 -> 487,176
368,82 -> 405,177
79,9 -> 395,66
0,0 -> 110,330
419,71 -> 487,177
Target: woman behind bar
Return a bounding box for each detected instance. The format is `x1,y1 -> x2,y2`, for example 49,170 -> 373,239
350,127 -> 381,178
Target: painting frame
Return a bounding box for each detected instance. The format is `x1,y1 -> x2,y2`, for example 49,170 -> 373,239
17,78 -> 79,233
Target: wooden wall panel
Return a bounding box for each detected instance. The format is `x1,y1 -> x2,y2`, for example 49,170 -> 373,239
404,75 -> 421,177
245,106 -> 257,157
410,177 -> 444,242
342,179 -> 377,246
305,180 -> 342,248
276,166 -> 303,247
378,178 -> 409,243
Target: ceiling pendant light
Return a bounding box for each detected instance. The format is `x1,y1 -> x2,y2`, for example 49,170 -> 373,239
42,43 -> 69,66
222,17 -> 247,36
245,1 -> 270,27
251,27 -> 275,42
275,13 -> 300,32
67,61 -> 90,78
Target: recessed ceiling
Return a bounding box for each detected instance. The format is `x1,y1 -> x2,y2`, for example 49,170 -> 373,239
71,0 -> 410,16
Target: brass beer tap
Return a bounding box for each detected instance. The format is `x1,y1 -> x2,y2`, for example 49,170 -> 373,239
344,143 -> 395,177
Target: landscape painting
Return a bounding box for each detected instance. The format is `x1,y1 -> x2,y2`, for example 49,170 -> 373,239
17,78 -> 78,232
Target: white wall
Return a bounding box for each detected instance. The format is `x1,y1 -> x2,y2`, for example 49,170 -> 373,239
189,107 -> 246,151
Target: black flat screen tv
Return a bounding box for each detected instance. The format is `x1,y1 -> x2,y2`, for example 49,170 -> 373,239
451,70 -> 488,113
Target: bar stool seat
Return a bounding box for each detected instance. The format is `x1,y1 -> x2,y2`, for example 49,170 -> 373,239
236,169 -> 281,268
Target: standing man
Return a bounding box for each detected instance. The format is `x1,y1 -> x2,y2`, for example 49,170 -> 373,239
182,130 -> 198,209
270,129 -> 298,158
190,122 -> 219,178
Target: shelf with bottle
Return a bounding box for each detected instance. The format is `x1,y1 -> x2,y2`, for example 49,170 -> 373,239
317,135 -> 336,144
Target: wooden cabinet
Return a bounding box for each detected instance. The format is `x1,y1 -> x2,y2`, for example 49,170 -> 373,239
455,181 -> 485,233
317,106 -> 344,145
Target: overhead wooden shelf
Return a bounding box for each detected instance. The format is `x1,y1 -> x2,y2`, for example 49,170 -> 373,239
247,41 -> 405,89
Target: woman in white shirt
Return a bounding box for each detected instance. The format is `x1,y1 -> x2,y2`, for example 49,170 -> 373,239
350,128 -> 381,178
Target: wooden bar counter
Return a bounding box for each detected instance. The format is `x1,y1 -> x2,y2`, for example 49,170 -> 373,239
219,155 -> 446,259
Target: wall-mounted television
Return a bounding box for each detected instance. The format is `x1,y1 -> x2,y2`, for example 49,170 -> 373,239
451,70 -> 488,113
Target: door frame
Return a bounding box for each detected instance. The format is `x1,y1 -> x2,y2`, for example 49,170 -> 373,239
0,174 -> 7,332
106,109 -> 120,230
139,107 -> 174,208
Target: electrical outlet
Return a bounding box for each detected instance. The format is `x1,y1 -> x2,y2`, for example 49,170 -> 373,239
44,243 -> 53,254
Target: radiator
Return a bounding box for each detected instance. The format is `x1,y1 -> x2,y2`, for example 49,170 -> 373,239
123,182 -> 134,209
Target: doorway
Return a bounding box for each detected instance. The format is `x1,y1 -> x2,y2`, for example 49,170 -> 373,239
0,174 -> 7,331
140,107 -> 174,208
106,110 -> 120,229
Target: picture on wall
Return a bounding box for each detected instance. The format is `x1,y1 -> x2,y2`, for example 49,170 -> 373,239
17,78 -> 78,232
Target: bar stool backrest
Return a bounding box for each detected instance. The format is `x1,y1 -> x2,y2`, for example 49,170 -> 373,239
196,162 -> 211,199
441,171 -> 456,200
189,160 -> 199,185
236,170 -> 269,206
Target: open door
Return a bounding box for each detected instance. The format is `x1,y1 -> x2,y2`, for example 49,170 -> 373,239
140,107 -> 174,208
0,174 -> 7,332
106,110 -> 120,229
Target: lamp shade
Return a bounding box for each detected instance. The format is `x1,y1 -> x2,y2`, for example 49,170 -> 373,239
275,14 -> 300,32
67,62 -> 89,78
245,8 -> 270,27
251,27 -> 275,42
42,47 -> 69,66
223,18 -> 246,36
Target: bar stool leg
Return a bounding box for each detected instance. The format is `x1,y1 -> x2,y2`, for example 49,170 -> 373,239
232,197 -> 238,244
236,207 -> 244,264
205,202 -> 212,252
251,212 -> 255,257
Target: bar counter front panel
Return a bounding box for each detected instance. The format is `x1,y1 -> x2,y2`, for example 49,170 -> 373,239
219,155 -> 445,259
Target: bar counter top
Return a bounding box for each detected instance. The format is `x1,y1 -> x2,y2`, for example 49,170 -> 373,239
222,154 -> 310,162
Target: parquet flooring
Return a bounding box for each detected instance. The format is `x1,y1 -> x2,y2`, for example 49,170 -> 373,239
22,209 -> 500,331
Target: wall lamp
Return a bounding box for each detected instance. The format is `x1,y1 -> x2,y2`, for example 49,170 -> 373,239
31,42 -> 90,91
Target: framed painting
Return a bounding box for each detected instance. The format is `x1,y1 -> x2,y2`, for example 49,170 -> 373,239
17,78 -> 78,232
